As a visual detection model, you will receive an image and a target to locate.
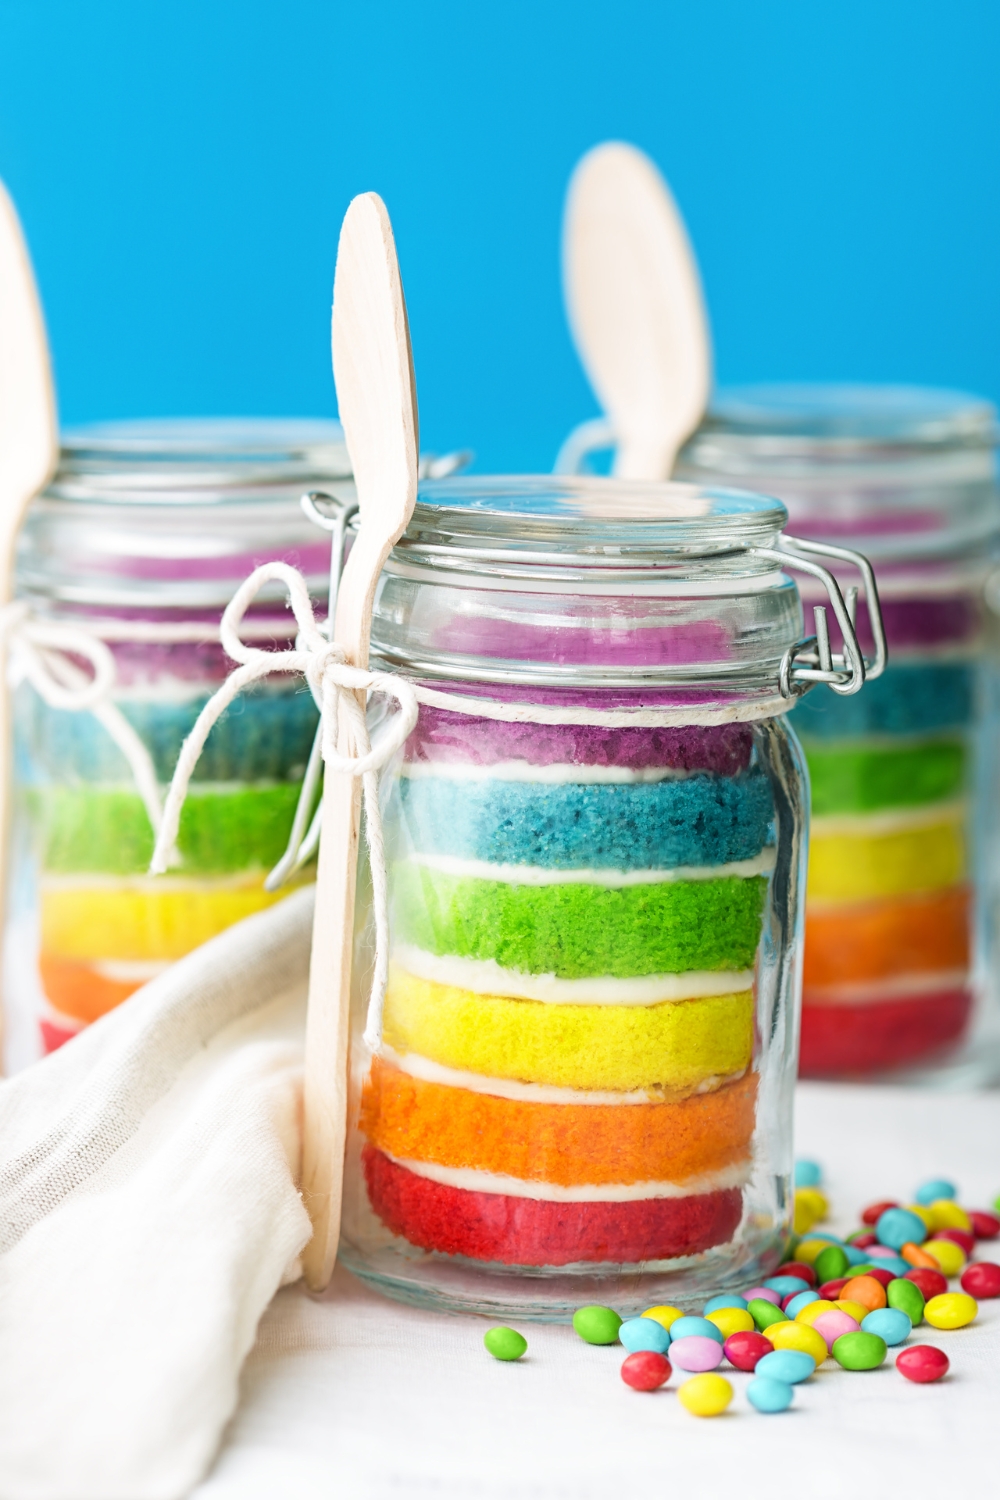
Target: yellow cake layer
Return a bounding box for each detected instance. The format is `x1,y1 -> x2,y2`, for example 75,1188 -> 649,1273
381,965 -> 755,1094
807,810 -> 966,903
39,874 -> 307,962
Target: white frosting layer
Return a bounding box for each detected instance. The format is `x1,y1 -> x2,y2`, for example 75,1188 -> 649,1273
383,1151 -> 751,1202
379,1044 -> 747,1106
392,945 -> 755,1005
93,959 -> 170,983
811,799 -> 966,839
39,869 -> 271,894
400,759 -> 696,784
403,847 -> 776,887
803,968 -> 970,1007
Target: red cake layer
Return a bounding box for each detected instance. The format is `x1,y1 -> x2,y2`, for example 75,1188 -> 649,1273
362,1146 -> 742,1266
799,987 -> 972,1077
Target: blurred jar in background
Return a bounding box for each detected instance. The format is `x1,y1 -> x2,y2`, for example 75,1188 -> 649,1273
678,385 -> 1000,1084
2,420 -> 347,1071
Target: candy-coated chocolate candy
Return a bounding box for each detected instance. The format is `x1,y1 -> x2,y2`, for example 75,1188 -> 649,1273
848,1231 -> 878,1249
969,1210 -> 1000,1240
904,1267 -> 947,1300
862,1200 -> 898,1226
960,1262 -> 1000,1298
795,1300 -> 835,1327
621,1351 -> 671,1390
678,1373 -> 733,1416
748,1298 -> 789,1332
853,1266 -> 893,1290
861,1308 -> 911,1346
669,1335 -> 725,1372
896,1345 -> 949,1383
840,1275 -> 887,1312
484,1326 -> 527,1360
783,1290 -> 820,1318
902,1203 -> 935,1231
843,1244 -> 872,1267
756,1348 -> 816,1384
767,1320 -> 827,1364
812,1310 -> 860,1350
922,1239 -> 966,1277
814,1245 -> 850,1284
927,1199 -> 972,1232
619,1316 -> 671,1355
924,1292 -> 978,1329
776,1261 -> 817,1287
744,1286 -> 781,1306
877,1207 -> 928,1250
832,1331 -> 887,1370
723,1330 -> 774,1371
932,1228 -> 975,1256
573,1306 -> 623,1344
887,1278 -> 925,1325
703,1295 -> 749,1314
914,1179 -> 957,1206
763,1275 -> 811,1297
794,1159 -> 822,1188
669,1316 -> 724,1345
642,1304 -> 684,1331
834,1300 -> 870,1323
995,1194 -> 1000,1214
901,1243 -> 938,1270
818,1277 -> 850,1300
747,1375 -> 794,1413
794,1187 -> 828,1235
706,1307 -> 755,1338
794,1237 -> 838,1267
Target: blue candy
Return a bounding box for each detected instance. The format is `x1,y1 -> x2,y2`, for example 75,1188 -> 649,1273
876,1208 -> 927,1251
747,1375 -> 795,1413
861,1308 -> 912,1346
842,1244 -> 872,1267
914,1178 -> 957,1206
763,1276 -> 811,1297
703,1295 -> 749,1314
756,1349 -> 816,1384
794,1160 -> 822,1188
618,1316 -> 671,1354
668,1315 -> 724,1346
785,1291 -> 820,1319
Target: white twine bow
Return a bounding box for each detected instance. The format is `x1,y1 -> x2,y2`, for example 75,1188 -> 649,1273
148,561 -> 419,1048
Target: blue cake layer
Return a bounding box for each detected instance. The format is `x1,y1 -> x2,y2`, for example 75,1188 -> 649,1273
793,662 -> 974,740
14,683 -> 319,785
393,769 -> 774,870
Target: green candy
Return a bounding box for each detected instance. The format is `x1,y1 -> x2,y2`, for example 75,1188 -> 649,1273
832,1332 -> 887,1371
748,1298 -> 788,1333
484,1326 -> 528,1361
572,1306 -> 622,1345
814,1244 -> 850,1283
887,1278 -> 925,1325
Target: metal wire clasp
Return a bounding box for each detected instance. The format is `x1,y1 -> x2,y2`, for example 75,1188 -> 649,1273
751,538 -> 887,698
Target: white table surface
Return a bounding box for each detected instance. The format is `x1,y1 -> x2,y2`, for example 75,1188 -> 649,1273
195,1082 -> 1000,1500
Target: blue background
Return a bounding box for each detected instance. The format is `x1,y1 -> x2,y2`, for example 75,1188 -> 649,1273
2,0 -> 998,471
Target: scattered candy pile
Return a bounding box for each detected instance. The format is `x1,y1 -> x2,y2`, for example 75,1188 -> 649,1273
482,1162 -> 999,1419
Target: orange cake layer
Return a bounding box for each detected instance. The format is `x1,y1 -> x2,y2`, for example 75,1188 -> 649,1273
803,885 -> 971,987
360,1059 -> 758,1187
39,954 -> 147,1023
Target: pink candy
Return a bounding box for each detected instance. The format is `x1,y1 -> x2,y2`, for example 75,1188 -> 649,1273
744,1286 -> 782,1306
668,1335 -> 724,1373
812,1310 -> 861,1350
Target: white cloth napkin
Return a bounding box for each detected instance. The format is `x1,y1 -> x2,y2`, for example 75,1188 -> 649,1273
0,885 -> 316,1500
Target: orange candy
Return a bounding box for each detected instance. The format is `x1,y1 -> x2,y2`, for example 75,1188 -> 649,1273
901,1243 -> 940,1270
839,1276 -> 887,1312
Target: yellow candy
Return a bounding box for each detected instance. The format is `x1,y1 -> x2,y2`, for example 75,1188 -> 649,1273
795,1300 -> 835,1327
794,1236 -> 838,1267
927,1200 -> 973,1232
903,1204 -> 936,1230
706,1307 -> 755,1338
834,1300 -> 869,1323
924,1292 -> 978,1330
923,1240 -> 967,1277
642,1305 -> 685,1331
768,1320 -> 827,1365
678,1373 -> 734,1417
793,1189 -> 830,1235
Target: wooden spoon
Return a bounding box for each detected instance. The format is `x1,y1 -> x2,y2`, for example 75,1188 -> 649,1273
562,141 -> 712,480
301,192 -> 418,1291
0,180 -> 58,1053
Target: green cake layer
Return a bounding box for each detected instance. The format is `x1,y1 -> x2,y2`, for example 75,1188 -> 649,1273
802,737 -> 967,816
392,863 -> 767,978
28,783 -> 305,875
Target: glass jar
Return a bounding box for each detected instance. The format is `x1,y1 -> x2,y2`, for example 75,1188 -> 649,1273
3,418 -> 352,1071
338,475 -> 878,1318
677,385 -> 1000,1083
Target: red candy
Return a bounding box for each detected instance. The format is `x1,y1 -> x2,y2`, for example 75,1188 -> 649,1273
896,1345 -> 950,1384
905,1267 -> 948,1300
776,1261 -> 817,1288
960,1262 -> 1000,1299
931,1228 -> 975,1256
850,1232 -> 878,1250
819,1277 -> 850,1300
723,1330 -> 774,1371
621,1351 -> 671,1391
861,1267 -> 894,1290
862,1200 -> 899,1226
970,1210 -> 1000,1241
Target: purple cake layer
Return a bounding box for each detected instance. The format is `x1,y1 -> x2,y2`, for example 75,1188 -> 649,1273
799,593 -> 983,657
